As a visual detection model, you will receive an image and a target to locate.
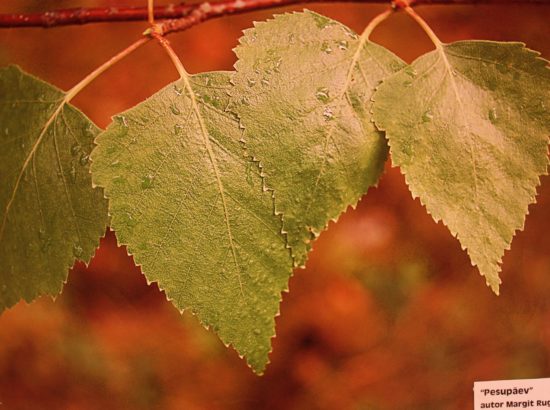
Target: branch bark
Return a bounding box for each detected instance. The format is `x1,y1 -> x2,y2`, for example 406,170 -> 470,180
0,0 -> 548,30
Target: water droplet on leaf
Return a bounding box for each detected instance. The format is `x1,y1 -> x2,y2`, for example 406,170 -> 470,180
323,107 -> 334,121
170,104 -> 181,115
71,143 -> 81,156
422,110 -> 433,123
141,174 -> 155,189
79,153 -> 90,166
73,244 -> 83,258
315,87 -> 330,103
488,108 -> 498,123
69,165 -> 77,182
84,123 -> 95,138
321,41 -> 332,54
405,67 -> 417,78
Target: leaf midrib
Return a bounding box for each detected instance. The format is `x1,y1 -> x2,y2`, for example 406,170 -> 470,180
179,75 -> 245,298
0,99 -> 66,241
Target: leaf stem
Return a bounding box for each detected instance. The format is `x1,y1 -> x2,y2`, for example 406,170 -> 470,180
65,37 -> 150,103
403,5 -> 443,48
153,34 -> 187,78
148,0 -> 155,24
363,7 -> 394,39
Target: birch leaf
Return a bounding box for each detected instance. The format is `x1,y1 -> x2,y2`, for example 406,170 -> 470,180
91,71 -> 292,373
372,41 -> 550,293
231,10 -> 405,266
0,65 -> 108,310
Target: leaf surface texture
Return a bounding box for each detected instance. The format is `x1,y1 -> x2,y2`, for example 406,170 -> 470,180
373,41 -> 550,292
91,72 -> 292,372
231,11 -> 406,265
0,66 -> 108,310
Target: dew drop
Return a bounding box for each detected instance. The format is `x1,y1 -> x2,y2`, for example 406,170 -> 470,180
84,123 -> 95,138
116,116 -> 129,136
4,127 -> 8,135
403,80 -> 413,88
71,143 -> 81,156
274,58 -> 282,73
38,228 -> 46,240
405,67 -> 417,78
422,110 -> 433,123
173,85 -> 183,96
247,78 -> 256,87
321,41 -> 332,54
110,160 -> 120,167
315,87 -> 330,103
253,329 -> 261,335
170,104 -> 181,115
174,124 -> 184,135
323,107 -> 334,121
261,78 -> 270,86
79,153 -> 90,166
488,108 -> 498,123
141,174 -> 155,189
73,244 -> 83,258
337,40 -> 348,50
69,165 -> 77,182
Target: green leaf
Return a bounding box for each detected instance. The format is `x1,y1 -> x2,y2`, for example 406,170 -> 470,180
372,41 -> 550,293
0,65 -> 108,310
91,71 -> 293,373
231,11 -> 405,266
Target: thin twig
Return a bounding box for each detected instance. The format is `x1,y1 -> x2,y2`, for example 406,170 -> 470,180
0,0 -> 548,29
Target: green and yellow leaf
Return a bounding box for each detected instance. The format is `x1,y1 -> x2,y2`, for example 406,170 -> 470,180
0,65 -> 108,310
373,41 -> 550,293
231,10 -> 406,266
91,71 -> 293,373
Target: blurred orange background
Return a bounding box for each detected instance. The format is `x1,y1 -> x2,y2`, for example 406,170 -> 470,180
1,1 -> 550,409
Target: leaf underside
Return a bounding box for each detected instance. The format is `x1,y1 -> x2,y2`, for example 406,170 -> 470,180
91,71 -> 293,373
0,65 -> 108,310
373,41 -> 550,293
231,10 -> 406,267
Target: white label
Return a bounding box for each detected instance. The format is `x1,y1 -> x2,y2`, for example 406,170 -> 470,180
474,378 -> 550,409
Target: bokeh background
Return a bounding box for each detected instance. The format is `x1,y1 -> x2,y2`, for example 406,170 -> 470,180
1,1 -> 549,409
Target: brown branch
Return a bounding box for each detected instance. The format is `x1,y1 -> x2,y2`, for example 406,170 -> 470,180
0,0 -> 548,30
